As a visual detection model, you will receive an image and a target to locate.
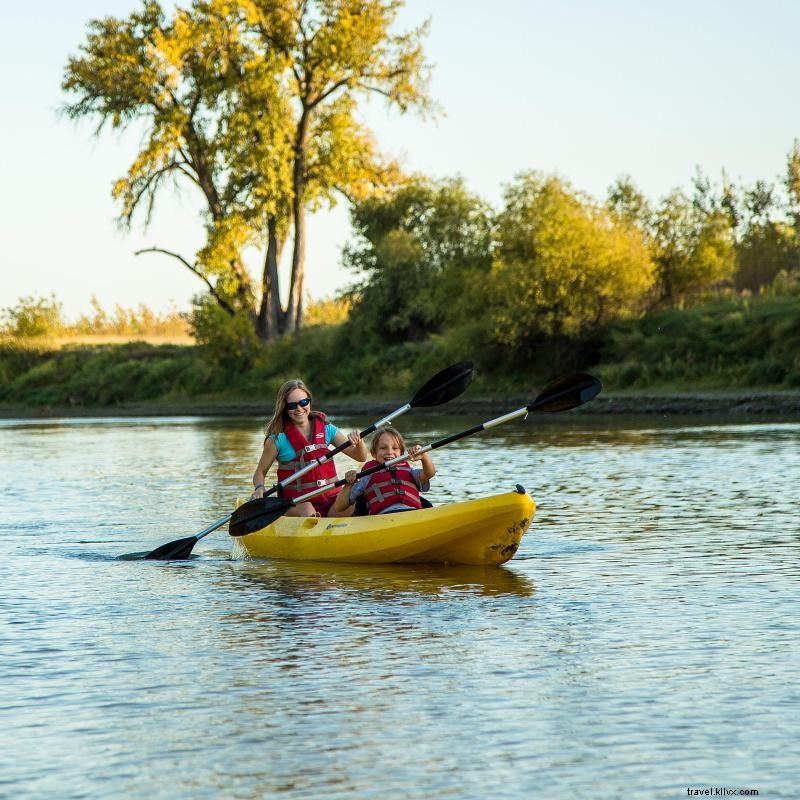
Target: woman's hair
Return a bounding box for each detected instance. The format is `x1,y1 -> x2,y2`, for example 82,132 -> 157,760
370,426 -> 406,458
264,379 -> 315,437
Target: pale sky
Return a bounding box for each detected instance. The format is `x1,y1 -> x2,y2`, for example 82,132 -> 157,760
2,0 -> 799,318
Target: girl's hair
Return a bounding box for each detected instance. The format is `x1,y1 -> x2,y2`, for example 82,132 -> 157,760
370,426 -> 406,458
264,379 -> 317,437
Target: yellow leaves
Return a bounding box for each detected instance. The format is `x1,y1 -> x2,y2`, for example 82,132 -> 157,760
65,0 -> 432,333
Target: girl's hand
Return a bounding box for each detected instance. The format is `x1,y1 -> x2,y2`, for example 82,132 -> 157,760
408,445 -> 422,461
344,470 -> 358,484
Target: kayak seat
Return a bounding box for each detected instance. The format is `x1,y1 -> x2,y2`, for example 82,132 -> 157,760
352,495 -> 432,516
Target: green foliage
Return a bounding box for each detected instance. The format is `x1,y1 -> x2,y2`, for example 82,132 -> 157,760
0,343 -> 213,407
735,222 -> 798,292
3,291 -> 800,411
598,294 -> 800,389
186,294 -> 258,370
765,269 -> 800,297
489,173 -> 655,342
344,176 -> 493,343
1,294 -> 64,337
606,175 -> 652,229
650,190 -> 736,305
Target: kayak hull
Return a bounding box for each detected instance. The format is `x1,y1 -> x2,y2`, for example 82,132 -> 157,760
231,490 -> 535,565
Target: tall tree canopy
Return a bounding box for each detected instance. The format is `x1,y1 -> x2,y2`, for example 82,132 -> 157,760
63,0 -> 432,340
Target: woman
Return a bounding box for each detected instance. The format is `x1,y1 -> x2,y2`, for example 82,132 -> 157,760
251,379 -> 368,517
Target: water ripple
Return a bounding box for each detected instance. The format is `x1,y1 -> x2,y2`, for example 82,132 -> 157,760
1,416 -> 798,798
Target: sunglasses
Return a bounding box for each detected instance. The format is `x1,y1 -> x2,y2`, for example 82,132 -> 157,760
285,397 -> 311,411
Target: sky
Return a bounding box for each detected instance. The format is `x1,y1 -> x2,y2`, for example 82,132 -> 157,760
2,0 -> 800,318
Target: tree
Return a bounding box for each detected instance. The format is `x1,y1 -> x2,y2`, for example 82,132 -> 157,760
785,139 -> 800,229
62,0 -> 432,340
489,173 -> 655,344
343,176 -> 493,342
649,188 -> 736,305
734,174 -> 796,292
606,175 -> 652,230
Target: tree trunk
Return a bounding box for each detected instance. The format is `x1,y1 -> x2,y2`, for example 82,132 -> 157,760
257,216 -> 284,341
285,108 -> 310,334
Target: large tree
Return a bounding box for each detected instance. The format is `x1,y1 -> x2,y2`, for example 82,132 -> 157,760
63,0 -> 432,340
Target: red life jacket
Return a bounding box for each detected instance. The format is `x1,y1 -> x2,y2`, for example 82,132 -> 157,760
276,413 -> 338,501
362,459 -> 423,514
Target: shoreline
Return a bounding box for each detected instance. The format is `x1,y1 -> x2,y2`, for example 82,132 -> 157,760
2,389 -> 800,420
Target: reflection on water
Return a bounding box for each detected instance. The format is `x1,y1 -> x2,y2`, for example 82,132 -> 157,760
226,559 -> 537,600
1,414 -> 799,798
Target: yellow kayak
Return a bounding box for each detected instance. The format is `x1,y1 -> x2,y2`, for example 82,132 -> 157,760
230,488 -> 535,565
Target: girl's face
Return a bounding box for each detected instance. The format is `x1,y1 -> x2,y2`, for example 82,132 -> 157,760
374,433 -> 403,463
284,388 -> 311,425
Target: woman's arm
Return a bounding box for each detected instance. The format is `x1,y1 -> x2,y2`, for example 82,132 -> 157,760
252,437 -> 278,498
332,429 -> 369,462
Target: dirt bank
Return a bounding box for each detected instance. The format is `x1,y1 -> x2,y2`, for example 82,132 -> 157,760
2,389 -> 800,420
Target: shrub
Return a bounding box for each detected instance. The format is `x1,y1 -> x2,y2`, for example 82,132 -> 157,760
1,294 -> 64,337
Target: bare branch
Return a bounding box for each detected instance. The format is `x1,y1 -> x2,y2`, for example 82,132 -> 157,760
135,247 -> 236,315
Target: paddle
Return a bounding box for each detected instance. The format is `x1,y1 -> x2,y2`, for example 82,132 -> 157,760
229,372 -> 602,537
142,361 -> 475,560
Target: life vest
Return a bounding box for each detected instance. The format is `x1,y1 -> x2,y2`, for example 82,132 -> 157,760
276,413 -> 338,501
362,459 -> 422,514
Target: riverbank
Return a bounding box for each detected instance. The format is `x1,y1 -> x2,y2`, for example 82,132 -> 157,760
3,389 -> 800,419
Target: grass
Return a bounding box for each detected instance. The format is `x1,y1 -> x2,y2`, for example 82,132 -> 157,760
2,292 -> 799,412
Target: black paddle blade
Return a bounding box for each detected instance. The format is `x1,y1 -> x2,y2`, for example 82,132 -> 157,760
529,372 -> 602,414
409,361 -> 474,408
229,497 -> 291,537
143,536 -> 198,560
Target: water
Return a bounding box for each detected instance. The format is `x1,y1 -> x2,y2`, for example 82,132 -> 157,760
1,413 -> 798,799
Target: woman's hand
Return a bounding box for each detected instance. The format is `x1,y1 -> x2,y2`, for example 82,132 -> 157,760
251,484 -> 266,500
347,430 -> 362,447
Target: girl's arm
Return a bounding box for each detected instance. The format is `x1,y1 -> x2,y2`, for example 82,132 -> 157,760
332,470 -> 359,512
332,429 -> 369,462
409,445 -> 436,481
252,437 -> 278,498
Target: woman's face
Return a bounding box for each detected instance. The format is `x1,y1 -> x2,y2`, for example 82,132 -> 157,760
374,434 -> 403,463
284,387 -> 311,425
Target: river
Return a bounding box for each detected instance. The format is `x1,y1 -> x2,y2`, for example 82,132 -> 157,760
1,413 -> 798,798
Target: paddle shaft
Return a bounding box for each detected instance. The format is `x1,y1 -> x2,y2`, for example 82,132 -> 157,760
192,513 -> 233,541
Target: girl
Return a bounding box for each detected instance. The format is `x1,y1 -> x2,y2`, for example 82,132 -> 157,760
333,426 -> 436,515
251,379 -> 368,517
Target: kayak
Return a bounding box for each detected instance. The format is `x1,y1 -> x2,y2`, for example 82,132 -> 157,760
230,488 -> 535,565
